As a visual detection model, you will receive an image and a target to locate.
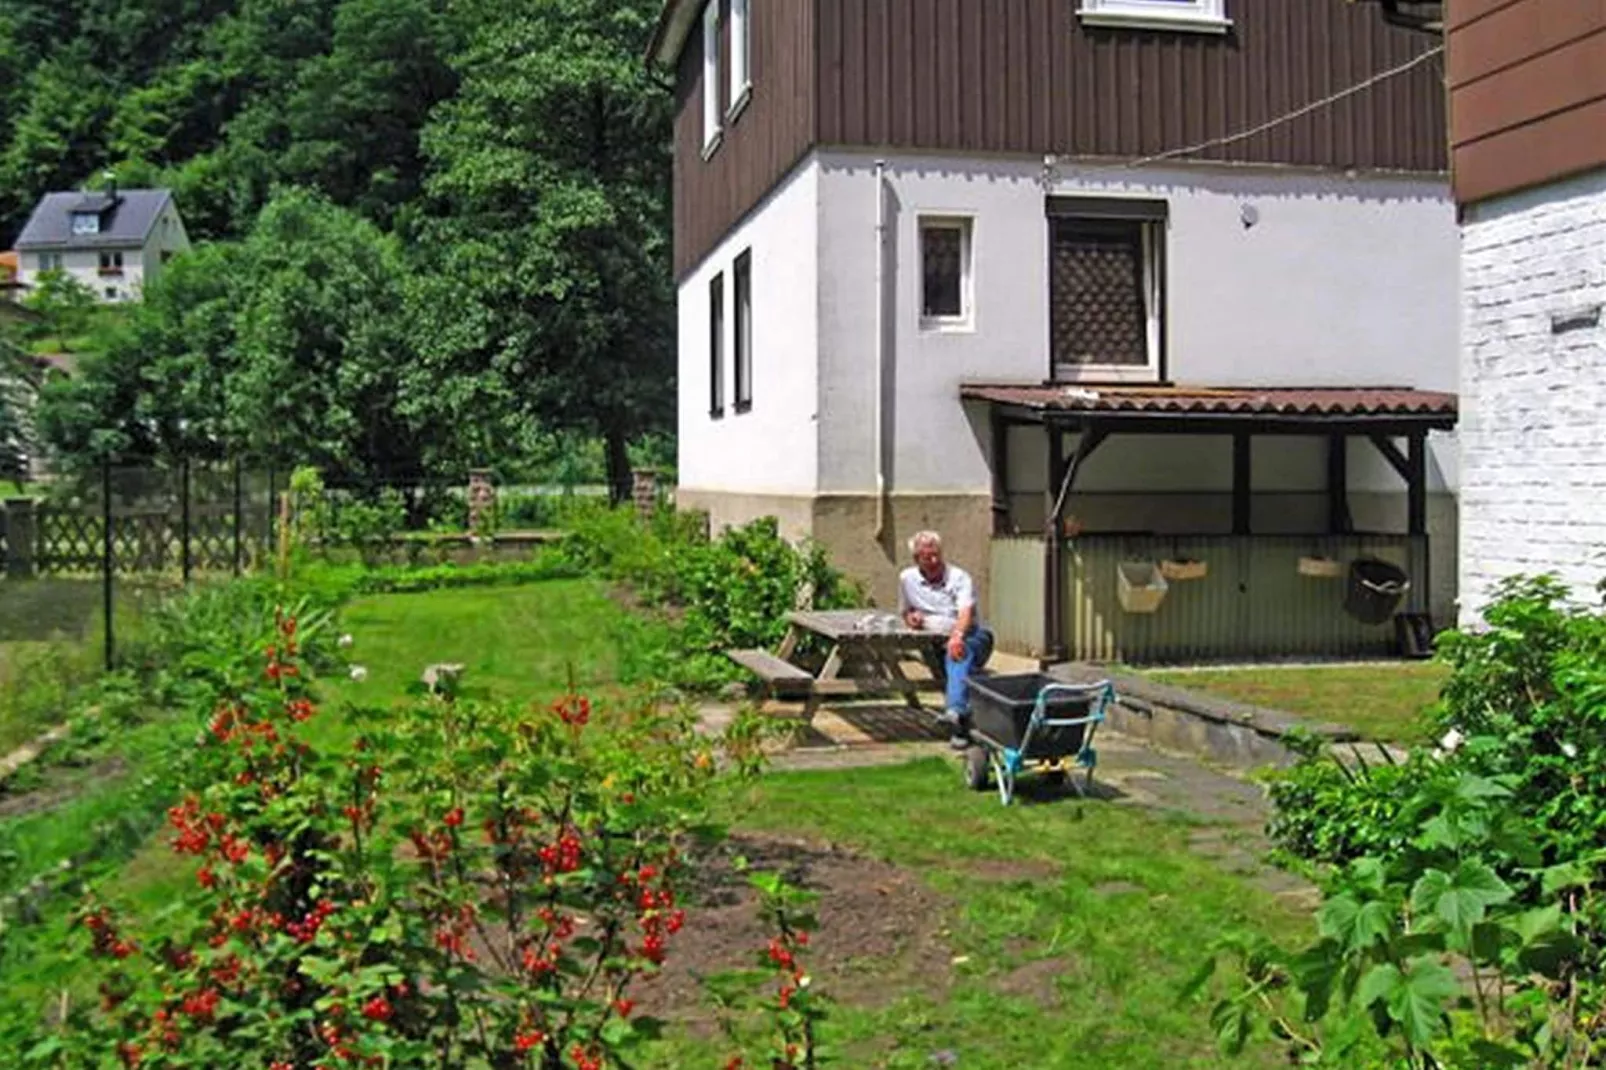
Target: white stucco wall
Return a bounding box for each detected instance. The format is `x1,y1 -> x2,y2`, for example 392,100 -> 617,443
677,160 -> 820,497
1459,167 -> 1606,621
139,200 -> 193,291
19,247 -> 142,303
813,150 -> 1460,498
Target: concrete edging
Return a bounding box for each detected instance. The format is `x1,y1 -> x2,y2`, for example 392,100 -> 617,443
1045,663 -> 1360,769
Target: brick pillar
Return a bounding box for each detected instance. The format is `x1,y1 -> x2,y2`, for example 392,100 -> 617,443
4,498 -> 37,578
631,469 -> 658,523
466,469 -> 496,534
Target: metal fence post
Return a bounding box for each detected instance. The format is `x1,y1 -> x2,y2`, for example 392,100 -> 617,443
102,458 -> 114,671
233,459 -> 244,576
180,456 -> 192,584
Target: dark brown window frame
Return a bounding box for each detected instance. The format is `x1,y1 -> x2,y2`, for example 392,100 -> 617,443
709,271 -> 725,419
733,249 -> 753,413
1046,197 -> 1169,383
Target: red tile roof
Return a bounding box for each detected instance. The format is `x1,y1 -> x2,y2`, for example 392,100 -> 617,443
961,383 -> 1457,419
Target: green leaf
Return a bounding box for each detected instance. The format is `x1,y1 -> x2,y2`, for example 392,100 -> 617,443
1466,1039 -> 1531,1069
1176,955 -> 1217,1004
1454,774 -> 1512,802
1387,958 -> 1458,1048
1410,860 -> 1512,933
1355,963 -> 1402,1010
1318,894 -> 1393,952
1541,860 -> 1595,896
1210,999 -> 1251,1056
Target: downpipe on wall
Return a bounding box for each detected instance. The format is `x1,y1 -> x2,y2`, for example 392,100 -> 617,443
873,158 -> 888,539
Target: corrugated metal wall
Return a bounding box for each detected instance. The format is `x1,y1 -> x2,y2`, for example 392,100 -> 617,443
1063,533 -> 1426,664
989,536 -> 1045,656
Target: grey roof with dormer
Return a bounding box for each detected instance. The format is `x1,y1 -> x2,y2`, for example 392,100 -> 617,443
14,189 -> 175,250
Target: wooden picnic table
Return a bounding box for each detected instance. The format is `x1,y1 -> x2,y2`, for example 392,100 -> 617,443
728,608 -> 947,721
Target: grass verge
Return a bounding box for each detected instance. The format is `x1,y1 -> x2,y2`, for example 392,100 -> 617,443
1145,662 -> 1449,743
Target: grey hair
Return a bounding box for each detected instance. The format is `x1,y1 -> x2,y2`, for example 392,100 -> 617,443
907,530 -> 943,555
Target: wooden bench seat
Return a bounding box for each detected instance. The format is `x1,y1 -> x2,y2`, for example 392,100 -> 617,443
726,648 -> 815,695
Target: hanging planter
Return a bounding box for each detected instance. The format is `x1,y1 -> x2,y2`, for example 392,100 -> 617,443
1117,561 -> 1169,613
1298,555 -> 1343,579
1159,557 -> 1208,582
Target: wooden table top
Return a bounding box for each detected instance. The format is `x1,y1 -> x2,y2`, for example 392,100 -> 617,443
786,609 -> 945,644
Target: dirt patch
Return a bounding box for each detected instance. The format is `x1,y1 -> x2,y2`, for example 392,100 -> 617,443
633,832 -> 954,1021
964,857 -> 1061,883
0,756 -> 128,820
992,956 -> 1077,1008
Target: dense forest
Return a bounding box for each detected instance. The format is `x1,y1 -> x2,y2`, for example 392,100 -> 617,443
0,0 -> 675,494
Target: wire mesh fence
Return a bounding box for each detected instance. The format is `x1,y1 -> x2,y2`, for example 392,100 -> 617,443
0,460 -> 276,669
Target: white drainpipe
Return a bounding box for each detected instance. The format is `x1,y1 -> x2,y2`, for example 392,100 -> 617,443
873,159 -> 888,539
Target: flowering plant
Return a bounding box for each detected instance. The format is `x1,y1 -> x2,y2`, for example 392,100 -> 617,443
36,606 -> 735,1069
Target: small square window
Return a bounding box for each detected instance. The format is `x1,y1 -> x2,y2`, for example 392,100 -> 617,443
920,218 -> 973,329
1077,0 -> 1230,33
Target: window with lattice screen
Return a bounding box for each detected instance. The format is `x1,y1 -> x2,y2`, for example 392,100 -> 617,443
1050,216 -> 1161,379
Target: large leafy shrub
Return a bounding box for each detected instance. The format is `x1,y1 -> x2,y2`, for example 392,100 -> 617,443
564,506 -> 864,690
1217,575 -> 1606,1066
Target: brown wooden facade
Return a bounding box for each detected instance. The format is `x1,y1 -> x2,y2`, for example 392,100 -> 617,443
1447,0 -> 1606,205
666,0 -> 1448,279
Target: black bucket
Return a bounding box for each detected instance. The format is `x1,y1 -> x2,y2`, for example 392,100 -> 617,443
965,673 -> 1097,759
1344,558 -> 1409,625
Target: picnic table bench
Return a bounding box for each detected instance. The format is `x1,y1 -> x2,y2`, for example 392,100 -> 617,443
727,608 -> 947,721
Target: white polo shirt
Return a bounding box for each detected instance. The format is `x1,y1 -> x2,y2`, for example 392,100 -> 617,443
898,563 -> 980,635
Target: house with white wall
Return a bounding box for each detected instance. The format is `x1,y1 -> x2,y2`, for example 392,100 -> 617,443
12,187 -> 190,304
651,0 -> 1462,664
1436,0 -> 1606,619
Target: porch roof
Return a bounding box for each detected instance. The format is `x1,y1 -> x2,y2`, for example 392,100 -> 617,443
961,383 -> 1458,433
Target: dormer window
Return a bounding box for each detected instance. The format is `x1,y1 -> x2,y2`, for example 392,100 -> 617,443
72,211 -> 101,236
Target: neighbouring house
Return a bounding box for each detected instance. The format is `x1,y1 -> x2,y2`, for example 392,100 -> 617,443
13,186 -> 190,304
650,0 -> 1461,665
1441,1 -> 1606,619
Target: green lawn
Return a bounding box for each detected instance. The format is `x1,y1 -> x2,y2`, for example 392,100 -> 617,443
644,760 -> 1318,1068
1,577 -> 1335,1065
1146,662 -> 1450,743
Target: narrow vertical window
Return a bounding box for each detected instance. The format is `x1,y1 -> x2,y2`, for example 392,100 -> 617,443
919,217 -> 973,329
709,272 -> 725,418
729,0 -> 751,117
733,250 -> 752,412
701,1 -> 722,156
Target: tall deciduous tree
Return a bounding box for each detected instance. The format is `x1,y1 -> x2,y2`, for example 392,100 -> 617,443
412,0 -> 675,502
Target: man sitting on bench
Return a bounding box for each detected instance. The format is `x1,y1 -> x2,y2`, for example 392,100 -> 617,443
899,530 -> 995,750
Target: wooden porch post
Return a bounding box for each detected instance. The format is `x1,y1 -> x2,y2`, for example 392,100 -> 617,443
991,415 -> 1010,536
1043,425 -> 1067,663
1327,435 -> 1352,535
1406,432 -> 1427,537
1232,432 -> 1252,536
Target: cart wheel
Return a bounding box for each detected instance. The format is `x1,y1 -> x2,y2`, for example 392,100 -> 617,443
964,746 -> 990,792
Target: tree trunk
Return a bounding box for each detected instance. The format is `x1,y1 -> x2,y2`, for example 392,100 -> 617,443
604,426 -> 631,507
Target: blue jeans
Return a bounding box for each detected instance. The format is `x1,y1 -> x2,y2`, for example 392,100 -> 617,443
942,627 -> 995,716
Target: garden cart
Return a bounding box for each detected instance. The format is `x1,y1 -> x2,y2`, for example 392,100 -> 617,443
960,674 -> 1115,806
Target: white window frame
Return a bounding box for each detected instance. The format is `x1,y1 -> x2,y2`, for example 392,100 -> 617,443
728,0 -> 752,122
701,1 -> 723,158
1050,215 -> 1165,384
918,215 -> 975,333
71,212 -> 100,236
1076,0 -> 1230,34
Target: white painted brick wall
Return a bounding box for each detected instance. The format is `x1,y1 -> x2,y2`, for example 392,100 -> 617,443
1460,167 -> 1606,621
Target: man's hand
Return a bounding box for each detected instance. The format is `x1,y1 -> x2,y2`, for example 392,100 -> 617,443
947,631 -> 966,662
904,609 -> 924,630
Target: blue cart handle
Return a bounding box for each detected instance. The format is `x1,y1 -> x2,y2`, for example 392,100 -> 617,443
1032,681 -> 1117,727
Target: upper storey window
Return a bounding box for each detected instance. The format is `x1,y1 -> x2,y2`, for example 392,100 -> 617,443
701,1 -> 722,157
729,0 -> 751,121
1077,0 -> 1230,34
